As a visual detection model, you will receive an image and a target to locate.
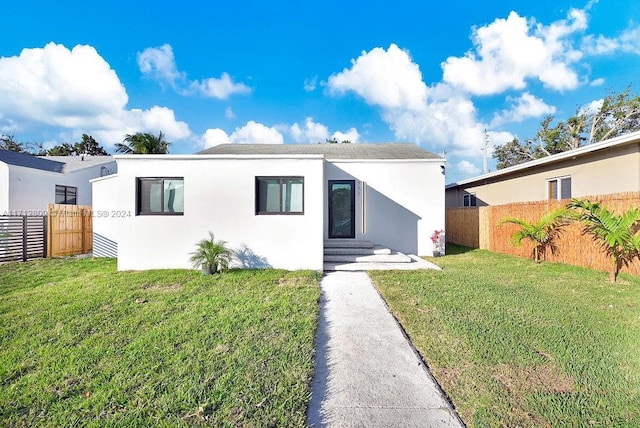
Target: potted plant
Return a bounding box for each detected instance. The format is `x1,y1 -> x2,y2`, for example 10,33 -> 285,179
189,232 -> 233,275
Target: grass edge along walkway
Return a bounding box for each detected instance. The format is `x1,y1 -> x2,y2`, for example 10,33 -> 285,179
370,245 -> 640,427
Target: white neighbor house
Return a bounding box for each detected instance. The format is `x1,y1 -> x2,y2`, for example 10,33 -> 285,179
0,149 -> 116,214
92,143 -> 445,270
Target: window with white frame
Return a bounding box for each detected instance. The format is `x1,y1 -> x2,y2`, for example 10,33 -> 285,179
547,176 -> 571,200
463,193 -> 477,207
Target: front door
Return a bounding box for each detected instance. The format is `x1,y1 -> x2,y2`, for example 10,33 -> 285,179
328,180 -> 355,238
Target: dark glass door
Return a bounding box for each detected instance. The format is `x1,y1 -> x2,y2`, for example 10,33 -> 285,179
328,180 -> 355,238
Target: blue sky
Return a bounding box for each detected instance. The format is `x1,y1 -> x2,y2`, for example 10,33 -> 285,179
1,0 -> 639,183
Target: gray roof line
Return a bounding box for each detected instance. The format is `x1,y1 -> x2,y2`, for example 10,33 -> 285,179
0,149 -> 65,173
198,143 -> 442,160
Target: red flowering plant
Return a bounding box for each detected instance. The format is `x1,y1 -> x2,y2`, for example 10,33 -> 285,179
431,229 -> 444,255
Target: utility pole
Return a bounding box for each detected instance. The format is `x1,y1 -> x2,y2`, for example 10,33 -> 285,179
481,129 -> 489,174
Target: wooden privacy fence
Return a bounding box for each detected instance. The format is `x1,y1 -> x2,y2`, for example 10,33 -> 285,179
47,204 -> 92,257
0,215 -> 47,262
446,192 -> 640,276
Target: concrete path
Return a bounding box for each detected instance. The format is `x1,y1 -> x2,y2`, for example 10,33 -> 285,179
307,271 -> 464,428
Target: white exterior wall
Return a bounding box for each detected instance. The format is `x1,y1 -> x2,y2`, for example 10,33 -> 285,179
0,162 -> 8,214
7,161 -> 116,213
91,175 -> 120,257
113,156 -> 324,271
325,159 -> 445,256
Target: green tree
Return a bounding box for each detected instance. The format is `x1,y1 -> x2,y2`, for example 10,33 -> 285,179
0,134 -> 25,152
498,207 -> 571,263
115,131 -> 171,154
74,134 -> 108,155
492,137 -> 545,169
47,143 -> 76,156
493,86 -> 640,169
189,232 -> 233,274
567,199 -> 640,282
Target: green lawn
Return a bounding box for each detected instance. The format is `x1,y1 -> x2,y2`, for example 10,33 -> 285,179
0,257 -> 320,427
370,245 -> 640,427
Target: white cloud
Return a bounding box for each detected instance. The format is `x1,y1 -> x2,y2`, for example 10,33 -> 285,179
581,98 -> 604,115
304,76 -> 318,91
138,44 -> 251,99
0,42 -> 191,148
290,117 -> 329,142
441,9 -> 586,95
137,44 -> 184,87
456,160 -> 481,175
491,92 -> 556,126
331,128 -> 360,143
200,128 -> 231,148
582,27 -> 640,55
328,44 -> 428,110
225,107 -> 235,119
590,77 -> 605,86
190,72 -> 251,99
199,121 -> 284,148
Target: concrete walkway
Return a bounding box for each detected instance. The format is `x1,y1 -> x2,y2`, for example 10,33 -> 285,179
307,271 -> 464,428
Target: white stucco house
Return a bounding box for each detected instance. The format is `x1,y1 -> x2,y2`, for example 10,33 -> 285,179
0,149 -> 116,215
92,143 -> 445,270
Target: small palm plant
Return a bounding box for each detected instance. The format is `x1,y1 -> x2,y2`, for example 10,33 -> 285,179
567,198 -> 640,282
189,232 -> 233,274
498,207 -> 571,263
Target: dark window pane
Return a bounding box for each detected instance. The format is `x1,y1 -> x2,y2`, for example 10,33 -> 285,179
560,177 -> 571,199
55,186 -> 66,204
258,179 -> 281,212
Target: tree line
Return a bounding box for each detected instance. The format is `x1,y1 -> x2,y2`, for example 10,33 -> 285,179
0,131 -> 172,156
493,86 -> 640,169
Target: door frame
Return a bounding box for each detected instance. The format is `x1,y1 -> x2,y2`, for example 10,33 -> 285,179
328,180 -> 356,239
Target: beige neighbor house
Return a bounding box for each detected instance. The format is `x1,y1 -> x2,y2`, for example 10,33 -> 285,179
445,130 -> 640,207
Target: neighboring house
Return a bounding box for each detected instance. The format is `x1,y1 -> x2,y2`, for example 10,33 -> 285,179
445,130 -> 640,207
0,149 -> 116,214
92,143 -> 445,270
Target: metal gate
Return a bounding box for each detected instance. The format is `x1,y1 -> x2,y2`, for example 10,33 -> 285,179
0,215 -> 47,262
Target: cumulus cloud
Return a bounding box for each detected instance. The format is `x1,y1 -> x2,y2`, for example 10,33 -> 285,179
138,44 -> 251,99
441,9 -> 586,95
199,121 -> 284,148
491,92 -> 556,126
0,42 -> 191,148
456,160 -> 481,175
590,77 -> 605,86
290,117 -> 329,142
327,44 -> 491,156
331,128 -> 360,143
328,44 -> 428,110
582,27 -> 640,55
137,43 -> 184,86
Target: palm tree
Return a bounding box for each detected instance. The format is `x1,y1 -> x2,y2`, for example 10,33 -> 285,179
189,232 -> 233,274
115,131 -> 171,154
567,199 -> 640,282
498,207 -> 571,263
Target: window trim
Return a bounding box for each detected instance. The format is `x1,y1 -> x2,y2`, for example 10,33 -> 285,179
136,177 -> 184,216
547,175 -> 571,200
255,176 -> 305,215
55,184 -> 77,205
463,193 -> 477,207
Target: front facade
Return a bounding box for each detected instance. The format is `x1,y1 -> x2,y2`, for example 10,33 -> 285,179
0,149 -> 116,214
93,144 -> 445,271
445,131 -> 640,207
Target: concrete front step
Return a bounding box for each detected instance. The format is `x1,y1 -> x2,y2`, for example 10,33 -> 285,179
324,245 -> 391,256
324,239 -> 373,249
324,253 -> 412,263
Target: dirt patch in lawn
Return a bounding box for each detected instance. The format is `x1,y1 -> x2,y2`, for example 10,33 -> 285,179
493,363 -> 574,394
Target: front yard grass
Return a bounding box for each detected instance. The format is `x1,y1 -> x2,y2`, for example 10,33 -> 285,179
0,257 -> 320,427
370,245 -> 640,427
